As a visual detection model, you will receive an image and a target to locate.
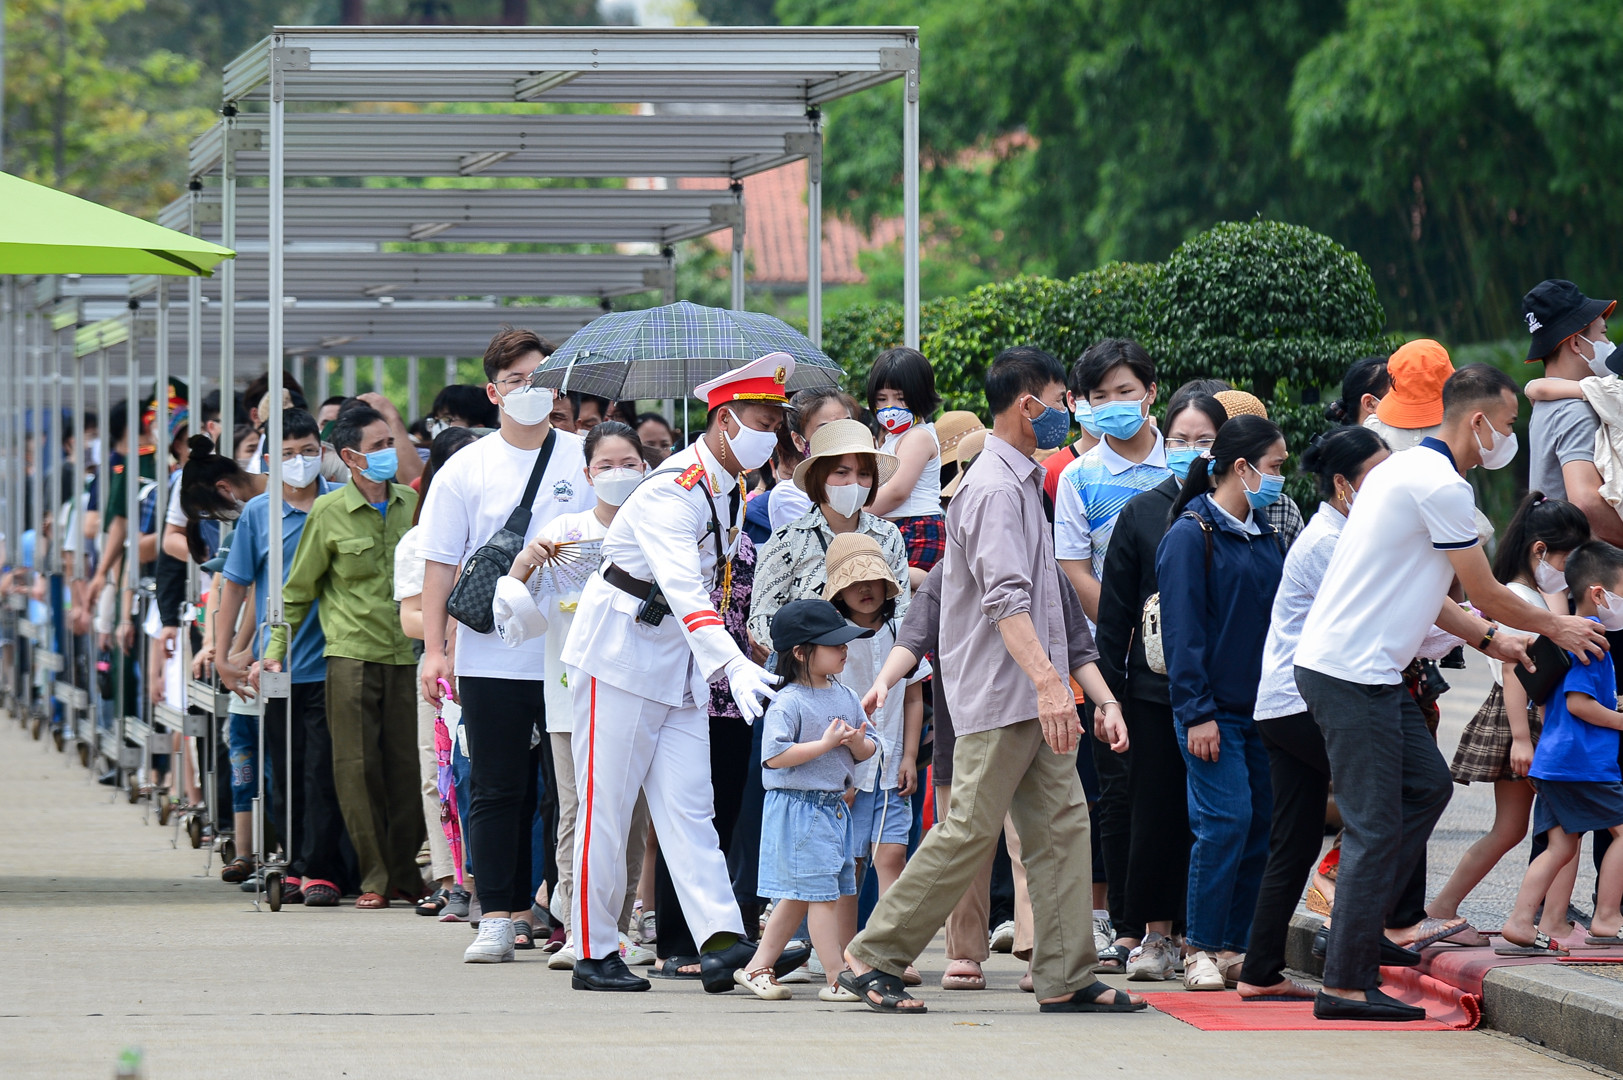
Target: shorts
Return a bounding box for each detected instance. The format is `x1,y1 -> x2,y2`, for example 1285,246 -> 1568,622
758,788 -> 856,903
1532,778 -> 1623,837
851,784 -> 911,850
893,514 -> 945,571
227,711 -> 276,814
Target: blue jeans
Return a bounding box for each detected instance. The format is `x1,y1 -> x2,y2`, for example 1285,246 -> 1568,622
1176,712 -> 1272,953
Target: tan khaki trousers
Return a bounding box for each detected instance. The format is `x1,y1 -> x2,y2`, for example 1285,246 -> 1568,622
939,785 -> 1034,963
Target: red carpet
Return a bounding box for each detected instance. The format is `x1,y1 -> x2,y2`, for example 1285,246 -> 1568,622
1148,969 -> 1480,1032
1415,926 -> 1623,996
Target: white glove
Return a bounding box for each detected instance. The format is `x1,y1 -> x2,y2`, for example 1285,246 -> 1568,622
725,655 -> 779,725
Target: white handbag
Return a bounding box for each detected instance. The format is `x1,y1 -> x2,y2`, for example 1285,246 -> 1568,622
1141,512 -> 1213,677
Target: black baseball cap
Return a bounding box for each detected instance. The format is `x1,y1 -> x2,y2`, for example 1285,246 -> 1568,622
769,598 -> 873,653
1522,279 -> 1616,362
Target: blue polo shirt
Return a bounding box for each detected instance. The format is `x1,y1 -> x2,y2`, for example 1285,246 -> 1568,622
220,480 -> 336,684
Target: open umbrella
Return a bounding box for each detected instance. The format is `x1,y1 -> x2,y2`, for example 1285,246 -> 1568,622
532,300 -> 841,399
0,172 -> 233,276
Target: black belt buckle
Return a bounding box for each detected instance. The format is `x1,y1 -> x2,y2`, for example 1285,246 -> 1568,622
636,584 -> 671,627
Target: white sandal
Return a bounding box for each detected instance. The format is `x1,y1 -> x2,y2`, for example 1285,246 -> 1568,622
735,966 -> 791,1000
819,982 -> 861,1002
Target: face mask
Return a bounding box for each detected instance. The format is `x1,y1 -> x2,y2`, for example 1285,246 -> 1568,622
498,384 -> 554,427
723,410 -> 779,471
1166,448 -> 1204,482
1241,463 -> 1285,510
1474,417 -> 1518,471
1581,334 -> 1618,377
1090,395 -> 1149,441
1600,590 -> 1623,632
349,447 -> 398,483
824,482 -> 871,519
280,453 -> 322,489
1534,554 -> 1567,594
1026,398 -> 1071,450
592,467 -> 643,507
214,500 -> 243,523
426,418 -> 448,438
1073,400 -> 1102,438
876,406 -> 913,436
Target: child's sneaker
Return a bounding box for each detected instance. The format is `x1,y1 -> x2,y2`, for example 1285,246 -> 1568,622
735,966 -> 791,1000
548,938 -> 577,971
439,886 -> 471,923
619,932 -> 655,967
464,917 -> 515,964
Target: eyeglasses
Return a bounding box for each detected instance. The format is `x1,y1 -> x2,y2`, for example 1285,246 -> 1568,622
494,371 -> 539,391
587,461 -> 645,476
1165,437 -> 1216,451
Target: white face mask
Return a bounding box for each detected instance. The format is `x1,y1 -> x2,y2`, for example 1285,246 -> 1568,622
1582,334 -> 1617,377
723,410 -> 778,471
1474,417 -> 1518,471
1534,553 -> 1567,594
498,384 -> 554,427
281,453 -> 322,489
1599,589 -> 1623,632
824,482 -> 871,519
592,466 -> 643,507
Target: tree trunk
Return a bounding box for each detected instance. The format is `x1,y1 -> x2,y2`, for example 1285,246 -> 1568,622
502,0 -> 527,24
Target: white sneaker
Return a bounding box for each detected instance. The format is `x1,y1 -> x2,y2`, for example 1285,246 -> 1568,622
779,946 -> 824,983
548,940 -> 577,971
619,933 -> 655,967
1092,913 -> 1115,956
1183,949 -> 1224,991
1127,932 -> 1178,982
989,919 -> 1016,953
464,917 -> 515,964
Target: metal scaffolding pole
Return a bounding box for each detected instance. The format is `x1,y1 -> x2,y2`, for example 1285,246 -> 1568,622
805,123 -> 823,350
902,56 -> 920,349
316,355 -> 330,405
220,105 -> 239,453
342,357 -> 356,398
443,356 -> 455,388
729,180 -> 745,312
372,355 -> 385,396
407,357 -> 419,421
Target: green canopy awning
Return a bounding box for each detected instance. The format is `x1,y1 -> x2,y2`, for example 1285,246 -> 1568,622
0,172 -> 234,276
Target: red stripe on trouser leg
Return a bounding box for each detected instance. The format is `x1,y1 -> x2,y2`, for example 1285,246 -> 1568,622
579,677 -> 596,959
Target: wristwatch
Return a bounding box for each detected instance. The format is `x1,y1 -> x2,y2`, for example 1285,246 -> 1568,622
1477,622 -> 1498,652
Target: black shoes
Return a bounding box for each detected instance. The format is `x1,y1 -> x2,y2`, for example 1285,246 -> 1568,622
572,954 -> 651,992
698,941 -> 814,994
1311,924 -> 1421,968
1313,987 -> 1426,1022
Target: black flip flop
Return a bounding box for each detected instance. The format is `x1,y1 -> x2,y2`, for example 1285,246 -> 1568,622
838,968 -> 928,1014
1092,944 -> 1130,974
416,887 -> 450,917
1494,930 -> 1567,956
652,955 -> 702,979
513,920 -> 535,950
1038,980 -> 1147,1013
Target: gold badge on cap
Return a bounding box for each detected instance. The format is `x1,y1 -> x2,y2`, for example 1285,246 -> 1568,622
774,366 -> 787,385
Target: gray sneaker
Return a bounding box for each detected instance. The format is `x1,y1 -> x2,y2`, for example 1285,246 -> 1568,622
464,917 -> 515,964
439,886 -> 471,923
1127,931 -> 1178,982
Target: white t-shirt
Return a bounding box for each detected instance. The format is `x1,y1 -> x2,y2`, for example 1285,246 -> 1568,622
1296,441 -> 1479,686
417,427 -> 592,680
842,620 -> 931,792
768,481 -> 812,533
393,525 -> 426,602
1492,581 -> 1544,688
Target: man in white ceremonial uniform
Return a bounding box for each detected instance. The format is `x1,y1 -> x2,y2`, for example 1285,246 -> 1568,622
561,353 -> 811,993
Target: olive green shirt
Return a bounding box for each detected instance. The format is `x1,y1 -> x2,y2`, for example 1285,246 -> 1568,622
267,481 -> 418,666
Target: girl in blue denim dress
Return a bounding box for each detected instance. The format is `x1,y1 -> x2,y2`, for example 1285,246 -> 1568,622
736,598 -> 877,1001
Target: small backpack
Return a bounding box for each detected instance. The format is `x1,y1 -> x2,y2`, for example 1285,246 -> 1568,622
1141,512 -> 1212,676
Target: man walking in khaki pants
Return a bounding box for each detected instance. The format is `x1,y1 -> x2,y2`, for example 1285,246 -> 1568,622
841,346 -> 1145,1015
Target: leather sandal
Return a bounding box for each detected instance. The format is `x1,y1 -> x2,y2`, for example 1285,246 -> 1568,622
940,959 -> 985,990
355,892 -> 389,909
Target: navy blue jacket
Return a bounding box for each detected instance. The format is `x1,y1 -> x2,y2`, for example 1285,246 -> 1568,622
1154,492 -> 1285,728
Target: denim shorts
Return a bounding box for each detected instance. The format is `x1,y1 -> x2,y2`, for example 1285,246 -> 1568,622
758,788 -> 856,903
227,711 -> 275,814
850,785 -> 911,852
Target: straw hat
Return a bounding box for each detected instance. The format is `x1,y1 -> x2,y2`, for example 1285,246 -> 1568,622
822,532 -> 901,601
256,388 -> 296,424
940,428 -> 989,499
936,410 -> 987,465
1375,339 -> 1454,429
1213,389 -> 1268,420
792,418 -> 899,493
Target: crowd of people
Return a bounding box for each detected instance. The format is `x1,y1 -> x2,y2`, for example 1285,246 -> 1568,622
18,277 -> 1623,1022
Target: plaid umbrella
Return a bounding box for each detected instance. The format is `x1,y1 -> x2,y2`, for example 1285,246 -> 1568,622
532,300 -> 841,399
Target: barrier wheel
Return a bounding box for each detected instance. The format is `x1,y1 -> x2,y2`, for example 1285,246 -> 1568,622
51,727 -> 64,752
29,715 -> 42,740
221,837 -> 236,864
266,873 -> 283,912
186,816 -> 203,850
127,782 -> 140,805
157,798 -> 174,827
77,742 -> 90,767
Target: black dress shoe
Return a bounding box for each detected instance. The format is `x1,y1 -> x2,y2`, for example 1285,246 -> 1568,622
698,941 -> 814,994
1312,987 -> 1426,1022
572,955 -> 651,992
1311,925 -> 1421,968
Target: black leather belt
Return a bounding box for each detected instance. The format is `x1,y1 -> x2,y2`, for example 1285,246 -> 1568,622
603,562 -> 654,600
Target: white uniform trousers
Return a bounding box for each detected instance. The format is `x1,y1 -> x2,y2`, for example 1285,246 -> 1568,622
570,671 -> 745,962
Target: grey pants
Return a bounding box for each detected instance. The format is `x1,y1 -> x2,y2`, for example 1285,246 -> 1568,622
1295,666 -> 1452,991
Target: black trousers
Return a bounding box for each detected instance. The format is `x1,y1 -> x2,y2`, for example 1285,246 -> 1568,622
1090,707 -> 1138,938
1239,711 -> 1330,987
1123,697 -> 1189,931
656,714 -> 756,958
460,677 -> 545,915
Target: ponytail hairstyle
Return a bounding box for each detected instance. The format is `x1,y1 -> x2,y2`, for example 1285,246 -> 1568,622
1299,426 -> 1389,502
1324,356 -> 1390,425
1169,413 -> 1284,524
178,434 -> 245,562
1491,491 -> 1591,586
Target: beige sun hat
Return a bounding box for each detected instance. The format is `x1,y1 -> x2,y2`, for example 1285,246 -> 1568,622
792,418 -> 899,493
1213,389 -> 1268,420
936,410 -> 987,465
256,388 -> 296,424
822,531 -> 901,601
940,428 -> 990,499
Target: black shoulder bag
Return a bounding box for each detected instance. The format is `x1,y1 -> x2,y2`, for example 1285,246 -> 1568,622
445,429 -> 557,635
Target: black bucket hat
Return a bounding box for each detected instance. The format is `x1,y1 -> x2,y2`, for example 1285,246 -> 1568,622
769,598 -> 872,654
1522,279 -> 1616,362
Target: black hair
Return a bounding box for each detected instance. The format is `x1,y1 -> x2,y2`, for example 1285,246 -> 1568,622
1163,391 -> 1228,438
1494,492 -> 1591,586
866,347 -> 941,418
200,389 -> 222,427
568,391 -> 610,420
1564,540 -> 1623,597
232,424 -> 258,460
331,404 -> 386,455
109,399 -> 129,447
583,420 -> 642,464
320,395 -> 348,411
1169,414 -> 1285,523
1441,363 -> 1518,420
635,412 -> 674,438
243,369 -> 306,418
1299,426 -> 1389,501
986,345 -> 1067,416
774,644 -> 813,690
1174,377 -> 1231,399
429,384 -> 499,429
178,434 -> 247,562
408,417 -> 432,443
1070,338 -> 1156,398
280,407 -> 321,444
412,425 -> 481,527
831,587 -> 898,626
1325,356 -> 1391,425
787,387 -> 859,438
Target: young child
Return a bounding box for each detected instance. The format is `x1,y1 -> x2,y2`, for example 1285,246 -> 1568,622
736,598 -> 877,1001
825,533 -> 929,970
1500,541 -> 1623,955
866,347 -> 943,587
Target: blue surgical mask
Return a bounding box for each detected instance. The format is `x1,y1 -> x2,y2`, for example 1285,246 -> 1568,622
352,446 -> 398,483
1242,464 -> 1284,510
1028,399 -> 1071,450
1090,396 -> 1149,441
1073,400 -> 1102,438
1166,448 -> 1204,482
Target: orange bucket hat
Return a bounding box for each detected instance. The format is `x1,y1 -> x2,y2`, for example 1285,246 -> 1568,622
1375,339 -> 1454,430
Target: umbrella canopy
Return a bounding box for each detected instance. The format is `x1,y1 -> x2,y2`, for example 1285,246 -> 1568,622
533,300 -> 841,399
0,172 -> 234,276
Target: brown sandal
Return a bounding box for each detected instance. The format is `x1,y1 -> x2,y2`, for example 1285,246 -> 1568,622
355,892 -> 389,909
940,960 -> 986,990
